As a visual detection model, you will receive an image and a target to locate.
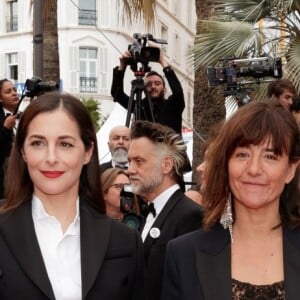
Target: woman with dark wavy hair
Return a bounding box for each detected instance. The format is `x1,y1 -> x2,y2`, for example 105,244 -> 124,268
162,101 -> 300,300
0,92 -> 144,300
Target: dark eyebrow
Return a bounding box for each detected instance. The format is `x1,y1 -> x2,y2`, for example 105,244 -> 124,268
27,134 -> 76,141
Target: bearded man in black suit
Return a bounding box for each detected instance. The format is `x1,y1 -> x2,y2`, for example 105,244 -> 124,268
127,121 -> 202,300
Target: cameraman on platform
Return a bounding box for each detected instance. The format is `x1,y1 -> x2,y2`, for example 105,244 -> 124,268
111,42 -> 185,135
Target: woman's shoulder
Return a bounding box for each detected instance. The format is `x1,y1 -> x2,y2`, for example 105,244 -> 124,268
169,223 -> 230,254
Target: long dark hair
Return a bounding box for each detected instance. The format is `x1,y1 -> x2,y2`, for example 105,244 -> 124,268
3,91 -> 105,214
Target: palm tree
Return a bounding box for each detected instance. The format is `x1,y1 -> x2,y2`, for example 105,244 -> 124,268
191,0 -> 225,184
191,0 -> 300,172
31,0 -> 59,83
194,0 -> 300,91
30,0 -> 156,83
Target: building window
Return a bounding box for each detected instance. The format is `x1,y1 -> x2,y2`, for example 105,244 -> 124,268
6,0 -> 18,32
78,0 -> 96,26
7,53 -> 18,81
79,48 -> 97,93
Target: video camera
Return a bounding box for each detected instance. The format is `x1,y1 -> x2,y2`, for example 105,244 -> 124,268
25,77 -> 59,98
207,57 -> 282,105
120,184 -> 144,231
127,33 -> 167,72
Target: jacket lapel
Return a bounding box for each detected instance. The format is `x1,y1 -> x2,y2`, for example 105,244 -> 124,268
143,189 -> 181,248
283,226 -> 300,299
80,201 -> 112,299
0,201 -> 55,299
196,224 -> 232,300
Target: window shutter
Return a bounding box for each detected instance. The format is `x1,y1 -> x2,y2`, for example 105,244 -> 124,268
98,47 -> 108,93
69,46 -> 79,93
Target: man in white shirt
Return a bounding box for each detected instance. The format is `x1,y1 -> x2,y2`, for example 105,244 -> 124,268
127,120 -> 202,300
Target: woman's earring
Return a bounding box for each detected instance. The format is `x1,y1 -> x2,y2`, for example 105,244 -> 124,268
220,193 -> 233,243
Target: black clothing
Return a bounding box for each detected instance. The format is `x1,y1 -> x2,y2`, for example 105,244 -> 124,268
0,200 -> 145,299
99,160 -> 113,173
99,160 -> 128,174
232,279 -> 285,299
143,189 -> 202,300
111,66 -> 185,134
0,107 -> 14,199
162,224 -> 300,300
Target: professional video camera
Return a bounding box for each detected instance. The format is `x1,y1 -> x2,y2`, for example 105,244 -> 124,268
120,184 -> 144,231
13,77 -> 59,116
127,33 -> 167,72
207,57 -> 282,105
25,77 -> 59,98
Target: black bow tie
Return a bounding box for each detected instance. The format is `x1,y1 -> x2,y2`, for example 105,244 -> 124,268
145,203 -> 156,218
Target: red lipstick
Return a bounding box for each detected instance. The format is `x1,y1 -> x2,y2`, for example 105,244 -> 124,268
41,171 -> 64,178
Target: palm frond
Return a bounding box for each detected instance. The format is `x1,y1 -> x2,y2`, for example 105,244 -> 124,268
117,0 -> 156,28
285,37 -> 300,90
194,21 -> 262,68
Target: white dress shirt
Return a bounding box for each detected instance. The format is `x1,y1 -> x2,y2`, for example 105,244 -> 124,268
32,195 -> 82,300
141,184 -> 180,242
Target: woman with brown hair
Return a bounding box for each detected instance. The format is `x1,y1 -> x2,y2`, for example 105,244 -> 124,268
101,167 -> 130,220
0,92 -> 144,300
162,101 -> 300,300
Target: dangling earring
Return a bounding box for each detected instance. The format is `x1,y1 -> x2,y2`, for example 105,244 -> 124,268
220,193 -> 233,243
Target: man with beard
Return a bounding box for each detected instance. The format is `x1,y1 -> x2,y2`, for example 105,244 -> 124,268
100,125 -> 131,173
111,45 -> 184,135
127,120 -> 202,300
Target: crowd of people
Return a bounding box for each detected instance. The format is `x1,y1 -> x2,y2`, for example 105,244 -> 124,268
1,42 -> 300,299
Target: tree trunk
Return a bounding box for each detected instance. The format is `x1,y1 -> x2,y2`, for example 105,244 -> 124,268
192,0 -> 226,185
42,0 -> 60,83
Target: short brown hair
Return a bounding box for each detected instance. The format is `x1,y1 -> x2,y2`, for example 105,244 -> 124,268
267,78 -> 296,98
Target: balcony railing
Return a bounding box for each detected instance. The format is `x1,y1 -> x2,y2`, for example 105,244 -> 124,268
80,77 -> 97,93
78,9 -> 97,26
6,16 -> 18,32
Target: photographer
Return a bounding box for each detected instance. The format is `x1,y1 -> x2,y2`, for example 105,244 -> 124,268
0,79 -> 19,199
111,42 -> 185,134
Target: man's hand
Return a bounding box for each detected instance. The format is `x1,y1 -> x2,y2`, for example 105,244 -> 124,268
147,41 -> 169,68
119,50 -> 132,71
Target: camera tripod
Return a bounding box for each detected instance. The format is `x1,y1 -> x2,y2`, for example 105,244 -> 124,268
125,69 -> 155,127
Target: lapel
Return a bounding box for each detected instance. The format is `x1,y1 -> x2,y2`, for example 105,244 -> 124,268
283,226 -> 300,299
80,201 -> 112,299
0,201 -> 55,299
196,224 -> 232,300
143,189 -> 181,248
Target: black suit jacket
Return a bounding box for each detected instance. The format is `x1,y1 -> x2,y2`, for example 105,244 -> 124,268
0,107 -> 14,199
162,223 -> 300,300
143,189 -> 202,300
0,200 -> 144,299
99,160 -> 113,173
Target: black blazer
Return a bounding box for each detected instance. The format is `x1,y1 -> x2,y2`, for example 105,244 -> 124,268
0,107 -> 14,199
143,189 -> 202,300
162,223 -> 300,300
99,160 -> 113,173
0,200 -> 144,300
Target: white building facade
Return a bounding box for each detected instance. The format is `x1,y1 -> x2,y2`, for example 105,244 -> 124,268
0,0 -> 196,127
